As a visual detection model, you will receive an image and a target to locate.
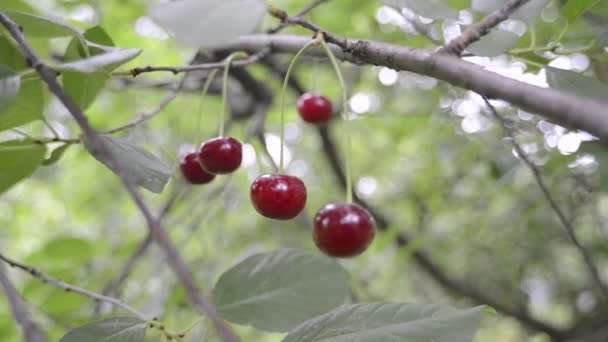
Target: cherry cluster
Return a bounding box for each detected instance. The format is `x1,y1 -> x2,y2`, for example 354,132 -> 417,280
180,93 -> 375,258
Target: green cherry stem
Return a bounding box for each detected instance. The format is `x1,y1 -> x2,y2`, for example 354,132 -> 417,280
279,34 -> 323,173
220,52 -> 247,137
319,37 -> 353,203
196,68 -> 219,141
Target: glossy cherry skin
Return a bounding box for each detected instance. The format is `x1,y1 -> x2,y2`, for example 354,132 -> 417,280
180,152 -> 215,184
250,174 -> 307,220
313,203 -> 376,258
198,136 -> 242,174
297,93 -> 333,123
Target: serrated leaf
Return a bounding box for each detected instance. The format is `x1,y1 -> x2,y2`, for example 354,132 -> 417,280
212,249 -> 350,332
472,0 -> 549,24
468,29 -> 521,56
59,317 -> 147,342
0,66 -> 20,113
57,48 -> 141,74
579,142 -> 608,191
3,10 -> 82,38
0,78 -> 43,131
562,0 -> 601,23
0,140 -> 45,194
381,0 -> 458,20
283,303 -> 485,342
83,135 -> 172,194
63,26 -> 115,110
42,143 -> 72,166
546,66 -> 608,104
150,0 -> 267,49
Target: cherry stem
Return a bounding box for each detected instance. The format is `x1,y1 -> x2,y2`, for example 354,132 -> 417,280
220,52 -> 247,137
196,68 -> 219,142
279,34 -> 323,173
319,37 -> 352,203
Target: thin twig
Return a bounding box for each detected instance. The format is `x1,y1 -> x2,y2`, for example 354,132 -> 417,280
0,12 -> 238,342
266,0 -> 331,34
442,0 -> 532,55
0,253 -> 147,319
483,95 -> 608,300
0,262 -> 48,342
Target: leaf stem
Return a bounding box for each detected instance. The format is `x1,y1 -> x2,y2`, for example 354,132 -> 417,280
319,37 -> 352,203
279,34 -> 323,172
220,52 -> 247,137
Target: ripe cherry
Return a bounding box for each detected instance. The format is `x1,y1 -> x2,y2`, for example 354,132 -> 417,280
198,136 -> 242,174
250,174 -> 307,220
297,93 -> 333,123
180,152 -> 215,184
313,203 -> 376,258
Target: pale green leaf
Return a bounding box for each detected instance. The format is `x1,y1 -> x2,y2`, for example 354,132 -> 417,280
468,30 -> 521,56
546,66 -> 608,104
59,317 -> 147,342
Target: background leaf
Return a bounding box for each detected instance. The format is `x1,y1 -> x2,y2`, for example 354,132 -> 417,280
59,317 -> 147,342
3,10 -> 82,38
468,30 -> 521,57
212,249 -> 350,332
0,78 -> 43,131
381,0 -> 458,20
472,0 -> 549,24
579,142 -> 608,191
150,0 -> 267,49
562,0 -> 601,23
82,135 -> 172,194
0,140 -> 45,194
546,66 -> 608,104
0,66 -> 20,113
283,303 -> 485,342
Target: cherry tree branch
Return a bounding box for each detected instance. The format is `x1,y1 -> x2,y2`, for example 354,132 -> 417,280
227,33 -> 608,142
0,262 -> 47,342
483,96 -> 608,301
0,253 -> 148,320
442,0 -> 533,55
267,0 -> 332,34
0,12 -> 238,342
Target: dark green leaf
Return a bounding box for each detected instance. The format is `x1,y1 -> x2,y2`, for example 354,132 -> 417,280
0,66 -> 20,113
546,67 -> 608,104
283,303 -> 485,342
562,0 -> 601,23
82,135 -> 172,194
212,249 -> 350,332
3,10 -> 82,38
0,140 -> 45,194
468,30 -> 521,57
0,78 -> 44,131
42,143 -> 72,166
59,317 -> 147,342
382,0 -> 458,20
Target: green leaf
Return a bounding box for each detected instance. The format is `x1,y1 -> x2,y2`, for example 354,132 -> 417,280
150,0 -> 267,49
212,249 -> 350,332
0,140 -> 45,194
3,11 -> 82,38
57,48 -> 141,73
42,237 -> 94,261
59,317 -> 147,342
381,0 -> 458,20
472,0 -> 549,24
42,143 -> 72,166
283,303 -> 485,342
546,67 -> 608,104
562,0 -> 601,23
468,30 -> 521,57
82,135 -> 172,194
0,78 -> 44,131
0,66 -> 20,113
579,142 -> 608,191
63,26 -> 116,110
0,36 -> 27,71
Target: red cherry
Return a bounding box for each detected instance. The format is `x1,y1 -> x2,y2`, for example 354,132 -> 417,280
199,136 -> 242,174
297,93 -> 333,123
180,152 -> 215,184
250,174 -> 307,220
313,203 -> 376,258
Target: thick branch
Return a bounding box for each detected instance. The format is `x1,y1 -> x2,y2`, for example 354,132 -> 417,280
229,34 -> 608,142
484,96 -> 608,301
442,0 -> 532,55
0,12 -> 237,342
0,263 -> 47,342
